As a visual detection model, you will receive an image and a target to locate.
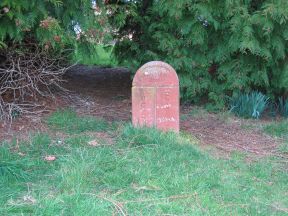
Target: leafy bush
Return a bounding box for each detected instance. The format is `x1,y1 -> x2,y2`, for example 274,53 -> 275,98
110,0 -> 288,109
0,1 -> 114,121
0,1 -> 112,61
230,92 -> 269,119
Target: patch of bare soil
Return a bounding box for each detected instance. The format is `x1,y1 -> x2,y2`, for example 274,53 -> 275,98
0,96 -> 66,142
63,65 -> 131,121
181,107 -> 282,157
0,65 -> 131,142
0,64 -> 283,158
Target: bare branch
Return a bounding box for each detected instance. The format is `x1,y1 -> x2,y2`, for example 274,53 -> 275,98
0,43 -> 72,122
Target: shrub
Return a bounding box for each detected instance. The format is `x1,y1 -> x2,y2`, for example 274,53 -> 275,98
0,1 -> 113,120
110,0 -> 288,109
0,1 -> 110,54
230,91 -> 269,119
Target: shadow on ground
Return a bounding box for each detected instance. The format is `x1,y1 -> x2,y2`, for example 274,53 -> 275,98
64,65 -> 131,121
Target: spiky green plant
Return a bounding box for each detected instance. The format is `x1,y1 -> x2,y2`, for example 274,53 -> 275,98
278,97 -> 288,118
230,91 -> 269,119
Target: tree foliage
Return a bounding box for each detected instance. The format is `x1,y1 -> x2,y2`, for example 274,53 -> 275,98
0,0 -> 110,58
111,0 -> 288,109
0,0 -> 113,120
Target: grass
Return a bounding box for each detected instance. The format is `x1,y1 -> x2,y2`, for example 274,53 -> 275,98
47,109 -> 110,134
264,120 -> 288,139
264,120 -> 288,154
180,106 -> 209,121
0,110 -> 287,215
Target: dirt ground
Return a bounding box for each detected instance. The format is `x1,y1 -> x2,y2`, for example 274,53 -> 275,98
0,65 -> 283,157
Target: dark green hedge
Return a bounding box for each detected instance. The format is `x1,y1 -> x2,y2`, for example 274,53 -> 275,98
111,0 -> 288,109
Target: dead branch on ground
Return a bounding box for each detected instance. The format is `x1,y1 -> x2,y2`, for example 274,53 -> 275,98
0,43 -> 71,122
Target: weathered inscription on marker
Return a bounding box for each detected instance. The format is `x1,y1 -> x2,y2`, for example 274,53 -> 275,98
132,61 -> 179,132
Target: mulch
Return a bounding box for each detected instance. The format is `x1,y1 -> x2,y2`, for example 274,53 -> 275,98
181,109 -> 281,157
0,65 -> 284,158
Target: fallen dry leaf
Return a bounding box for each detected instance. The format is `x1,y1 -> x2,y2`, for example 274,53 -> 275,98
23,195 -> 37,204
131,183 -> 161,192
18,152 -> 26,156
44,155 -> 56,161
18,126 -> 24,131
88,140 -> 99,146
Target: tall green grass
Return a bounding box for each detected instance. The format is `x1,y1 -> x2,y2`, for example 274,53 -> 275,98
0,111 -> 287,215
0,146 -> 29,181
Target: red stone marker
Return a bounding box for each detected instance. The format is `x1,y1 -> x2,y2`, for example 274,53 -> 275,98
132,61 -> 179,132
